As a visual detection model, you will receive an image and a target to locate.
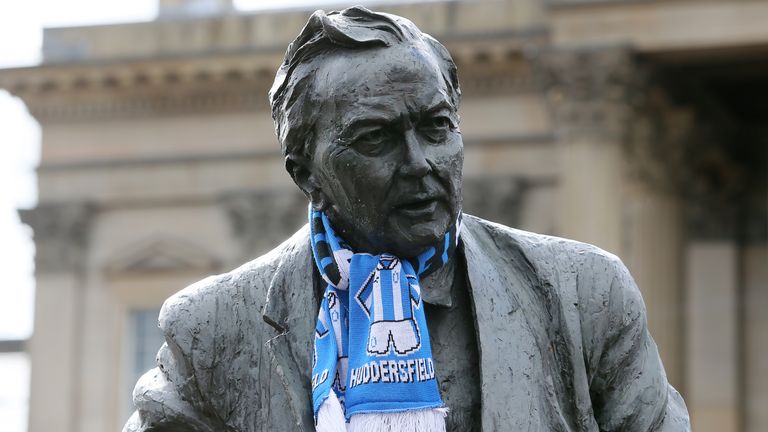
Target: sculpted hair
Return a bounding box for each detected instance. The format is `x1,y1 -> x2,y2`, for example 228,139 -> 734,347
268,6 -> 461,158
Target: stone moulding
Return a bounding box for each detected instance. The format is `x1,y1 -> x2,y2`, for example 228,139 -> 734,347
0,43 -> 538,122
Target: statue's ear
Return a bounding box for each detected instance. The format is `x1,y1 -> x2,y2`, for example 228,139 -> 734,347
285,154 -> 329,210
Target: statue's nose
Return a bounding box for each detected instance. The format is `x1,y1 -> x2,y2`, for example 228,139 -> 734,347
399,129 -> 431,178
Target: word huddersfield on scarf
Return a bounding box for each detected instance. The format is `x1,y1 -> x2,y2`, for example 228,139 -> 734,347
348,357 -> 437,389
309,207 -> 461,432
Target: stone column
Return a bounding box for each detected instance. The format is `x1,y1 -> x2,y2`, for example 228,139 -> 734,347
621,181 -> 685,388
685,242 -> 739,432
539,46 -> 638,255
538,46 -> 686,388
743,244 -> 768,432
620,100 -> 695,391
681,164 -> 761,432
21,203 -> 95,432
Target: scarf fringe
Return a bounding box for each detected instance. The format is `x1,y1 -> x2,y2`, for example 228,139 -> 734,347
316,401 -> 448,432
316,391 -> 347,432
347,408 -> 448,432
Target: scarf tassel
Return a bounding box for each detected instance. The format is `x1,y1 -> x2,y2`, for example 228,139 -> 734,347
348,408 -> 448,432
317,394 -> 447,432
316,391 -> 347,432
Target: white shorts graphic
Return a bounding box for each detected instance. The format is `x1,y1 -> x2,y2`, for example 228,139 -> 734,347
366,319 -> 421,356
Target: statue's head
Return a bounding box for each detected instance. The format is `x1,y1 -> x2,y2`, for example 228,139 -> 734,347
270,6 -> 463,258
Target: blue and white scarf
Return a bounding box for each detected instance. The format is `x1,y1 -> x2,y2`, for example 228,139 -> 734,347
310,208 -> 462,432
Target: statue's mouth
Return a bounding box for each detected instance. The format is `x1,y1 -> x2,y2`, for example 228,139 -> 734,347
395,197 -> 439,217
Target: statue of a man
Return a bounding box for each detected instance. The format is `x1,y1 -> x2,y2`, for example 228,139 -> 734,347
124,7 -> 689,432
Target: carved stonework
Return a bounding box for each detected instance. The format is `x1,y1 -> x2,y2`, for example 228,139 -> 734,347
104,237 -> 221,275
20,202 -> 96,274
462,177 -> 525,229
454,48 -> 538,98
2,64 -> 276,123
535,46 -> 643,144
221,189 -> 309,260
623,87 -> 696,194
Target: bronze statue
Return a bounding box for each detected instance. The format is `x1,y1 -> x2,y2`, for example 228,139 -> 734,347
124,7 -> 689,431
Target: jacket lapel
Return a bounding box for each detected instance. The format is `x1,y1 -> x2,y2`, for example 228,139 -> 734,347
262,224 -> 317,430
461,215 -> 549,430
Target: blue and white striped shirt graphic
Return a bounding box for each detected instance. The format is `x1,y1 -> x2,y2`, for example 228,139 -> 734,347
356,255 -> 421,322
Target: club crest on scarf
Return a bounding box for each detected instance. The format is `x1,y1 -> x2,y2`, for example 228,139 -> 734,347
309,207 -> 461,428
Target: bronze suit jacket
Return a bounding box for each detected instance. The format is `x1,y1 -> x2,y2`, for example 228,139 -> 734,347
124,214 -> 690,431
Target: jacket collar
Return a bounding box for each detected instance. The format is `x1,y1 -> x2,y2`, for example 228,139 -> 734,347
261,216 -> 538,430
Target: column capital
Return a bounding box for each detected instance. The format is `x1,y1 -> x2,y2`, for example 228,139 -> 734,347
220,190 -> 307,261
462,176 -> 526,229
20,202 -> 96,274
534,45 -> 644,143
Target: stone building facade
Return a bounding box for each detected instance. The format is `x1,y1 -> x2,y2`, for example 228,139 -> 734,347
0,1 -> 765,431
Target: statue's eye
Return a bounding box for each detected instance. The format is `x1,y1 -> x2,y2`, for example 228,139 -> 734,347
426,117 -> 451,129
351,128 -> 389,156
360,129 -> 385,143
419,116 -> 454,142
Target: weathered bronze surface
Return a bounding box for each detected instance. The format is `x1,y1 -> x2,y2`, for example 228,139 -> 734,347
124,7 -> 690,431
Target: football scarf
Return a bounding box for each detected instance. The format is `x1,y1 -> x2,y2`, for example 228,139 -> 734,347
310,207 -> 462,432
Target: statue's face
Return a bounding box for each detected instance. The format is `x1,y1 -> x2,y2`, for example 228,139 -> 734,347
305,43 -> 463,257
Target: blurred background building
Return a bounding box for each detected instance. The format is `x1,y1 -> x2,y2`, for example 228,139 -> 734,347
0,0 -> 765,431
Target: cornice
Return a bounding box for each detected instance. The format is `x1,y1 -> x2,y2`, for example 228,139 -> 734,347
0,54 -> 279,122
0,41 -> 540,122
0,51 -> 282,94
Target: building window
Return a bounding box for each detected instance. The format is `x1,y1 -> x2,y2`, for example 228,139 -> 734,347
124,308 -> 164,422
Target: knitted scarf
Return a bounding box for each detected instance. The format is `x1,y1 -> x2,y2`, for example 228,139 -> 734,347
310,207 -> 462,432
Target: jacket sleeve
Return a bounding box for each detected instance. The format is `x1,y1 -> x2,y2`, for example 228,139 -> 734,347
123,345 -> 221,432
587,254 -> 690,432
123,277 -> 231,432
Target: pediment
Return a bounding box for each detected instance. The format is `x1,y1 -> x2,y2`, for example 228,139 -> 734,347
105,237 -> 220,274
